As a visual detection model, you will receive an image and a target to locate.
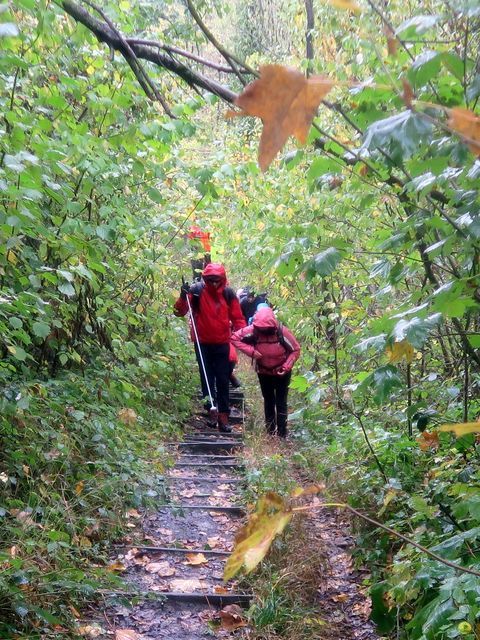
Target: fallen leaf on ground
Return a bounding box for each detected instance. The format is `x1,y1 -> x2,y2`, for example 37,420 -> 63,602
170,577 -> 204,592
214,585 -> 229,594
185,552 -> 209,565
207,536 -> 219,548
107,561 -> 126,572
77,625 -> 105,638
75,481 -> 84,496
332,593 -> 349,602
146,561 -> 176,576
115,630 -> 142,640
158,528 -> 173,537
220,604 -> 248,631
126,508 -> 141,519
227,65 -> 334,171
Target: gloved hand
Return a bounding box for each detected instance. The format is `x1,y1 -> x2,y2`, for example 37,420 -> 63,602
180,281 -> 190,300
253,350 -> 262,360
276,366 -> 288,376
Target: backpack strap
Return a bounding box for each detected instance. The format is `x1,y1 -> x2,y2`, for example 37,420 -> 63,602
277,323 -> 293,354
190,282 -> 236,313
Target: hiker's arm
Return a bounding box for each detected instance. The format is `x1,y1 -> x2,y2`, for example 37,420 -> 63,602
282,328 -> 301,371
173,292 -> 190,317
231,328 -> 256,358
229,298 -> 247,331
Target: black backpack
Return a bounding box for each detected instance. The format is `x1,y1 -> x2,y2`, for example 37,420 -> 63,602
189,281 -> 236,312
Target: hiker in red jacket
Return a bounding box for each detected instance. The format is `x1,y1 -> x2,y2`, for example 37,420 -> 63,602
174,263 -> 246,432
231,307 -> 300,438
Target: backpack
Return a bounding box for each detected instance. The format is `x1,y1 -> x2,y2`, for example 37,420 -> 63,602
189,281 -> 236,312
242,324 -> 292,354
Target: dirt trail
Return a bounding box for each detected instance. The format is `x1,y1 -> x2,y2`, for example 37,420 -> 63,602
85,387 -> 380,640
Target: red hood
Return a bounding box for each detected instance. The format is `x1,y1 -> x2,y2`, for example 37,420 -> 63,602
202,262 -> 227,282
252,307 -> 277,329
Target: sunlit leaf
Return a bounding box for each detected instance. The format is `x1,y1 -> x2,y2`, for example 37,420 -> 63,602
439,422 -> 480,437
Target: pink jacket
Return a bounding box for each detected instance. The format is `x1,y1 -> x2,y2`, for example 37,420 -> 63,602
231,308 -> 300,375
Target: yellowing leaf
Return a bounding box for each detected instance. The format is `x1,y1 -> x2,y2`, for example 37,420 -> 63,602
118,408 -> 137,425
439,422 -> 480,437
448,107 -> 480,155
290,483 -> 325,498
228,65 -> 334,171
224,492 -> 292,580
386,340 -> 414,364
327,0 -> 361,13
107,561 -> 126,572
185,552 -> 209,566
75,481 -> 84,496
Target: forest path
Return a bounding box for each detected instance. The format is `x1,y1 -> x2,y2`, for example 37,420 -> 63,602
86,384 -> 379,640
91,390 -> 249,639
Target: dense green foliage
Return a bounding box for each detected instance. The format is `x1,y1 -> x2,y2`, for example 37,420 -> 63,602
2,0 -> 480,638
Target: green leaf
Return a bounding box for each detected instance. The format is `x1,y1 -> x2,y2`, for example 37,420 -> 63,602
395,14 -> 440,38
392,313 -> 442,348
58,282 -> 76,297
32,321 -> 50,339
307,247 -> 342,277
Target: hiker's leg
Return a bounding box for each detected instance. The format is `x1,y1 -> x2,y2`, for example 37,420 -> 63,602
211,343 -> 230,414
275,372 -> 291,438
258,374 -> 276,435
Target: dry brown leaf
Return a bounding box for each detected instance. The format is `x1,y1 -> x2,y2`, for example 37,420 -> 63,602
214,585 -> 229,594
402,79 -> 414,109
229,65 -> 334,171
207,536 -> 219,548
170,577 -> 203,592
115,630 -> 142,640
185,552 -> 209,566
145,560 -> 176,576
384,25 -> 398,56
220,604 -> 248,631
118,407 -> 137,425
417,430 -> 440,451
126,508 -> 141,519
448,107 -> 480,155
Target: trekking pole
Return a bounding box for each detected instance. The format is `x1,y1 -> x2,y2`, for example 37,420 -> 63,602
184,280 -> 216,414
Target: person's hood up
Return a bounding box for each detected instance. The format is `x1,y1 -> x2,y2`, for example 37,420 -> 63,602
202,263 -> 227,282
252,307 -> 277,329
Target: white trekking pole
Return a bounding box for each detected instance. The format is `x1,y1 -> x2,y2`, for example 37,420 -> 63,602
185,290 -> 217,417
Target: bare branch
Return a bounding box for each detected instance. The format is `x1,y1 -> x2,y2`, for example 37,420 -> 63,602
61,0 -> 237,103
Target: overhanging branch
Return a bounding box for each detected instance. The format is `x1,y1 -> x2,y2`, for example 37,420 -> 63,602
61,0 -> 237,103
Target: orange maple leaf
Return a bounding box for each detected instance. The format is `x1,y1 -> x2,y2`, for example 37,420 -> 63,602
228,65 -> 334,171
448,107 -> 480,155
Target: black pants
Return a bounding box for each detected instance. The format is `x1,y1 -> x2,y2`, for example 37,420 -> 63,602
196,343 -> 230,413
257,372 -> 291,438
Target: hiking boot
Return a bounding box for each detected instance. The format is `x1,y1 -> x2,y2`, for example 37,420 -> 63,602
207,406 -> 218,428
229,373 -> 242,388
217,412 -> 232,433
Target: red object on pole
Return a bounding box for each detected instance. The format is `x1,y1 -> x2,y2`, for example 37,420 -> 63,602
188,225 -> 211,252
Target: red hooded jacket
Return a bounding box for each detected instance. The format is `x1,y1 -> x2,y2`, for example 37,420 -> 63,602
174,263 -> 246,344
231,307 -> 300,375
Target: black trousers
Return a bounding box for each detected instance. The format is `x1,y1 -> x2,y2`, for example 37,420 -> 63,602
257,372 -> 291,438
196,343 -> 230,413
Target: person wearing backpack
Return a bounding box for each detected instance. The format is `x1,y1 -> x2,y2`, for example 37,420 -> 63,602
174,263 -> 246,432
231,307 -> 300,438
